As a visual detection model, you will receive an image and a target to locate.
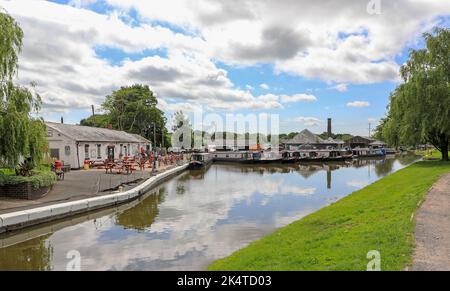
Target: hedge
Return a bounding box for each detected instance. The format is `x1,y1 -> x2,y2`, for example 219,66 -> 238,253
0,170 -> 56,189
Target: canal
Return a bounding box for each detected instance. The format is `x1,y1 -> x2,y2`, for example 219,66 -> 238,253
0,154 -> 419,270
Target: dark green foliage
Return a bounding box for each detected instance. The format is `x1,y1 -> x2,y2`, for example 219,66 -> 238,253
102,84 -> 169,147
80,113 -> 111,128
0,169 -> 56,189
379,28 -> 450,161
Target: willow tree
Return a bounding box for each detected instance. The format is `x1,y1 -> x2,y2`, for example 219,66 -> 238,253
382,28 -> 450,161
0,11 -> 47,171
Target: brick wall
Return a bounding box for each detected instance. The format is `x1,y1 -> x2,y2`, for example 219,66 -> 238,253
0,182 -> 50,200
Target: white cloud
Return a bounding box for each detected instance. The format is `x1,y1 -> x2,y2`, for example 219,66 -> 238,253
330,83 -> 348,92
280,93 -> 317,103
293,116 -> 322,127
259,83 -> 270,90
0,0 -> 286,115
1,0 -> 449,117
347,101 -> 370,107
245,84 -> 255,91
105,0 -> 450,83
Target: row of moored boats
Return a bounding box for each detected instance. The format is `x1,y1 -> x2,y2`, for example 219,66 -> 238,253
188,148 -> 397,169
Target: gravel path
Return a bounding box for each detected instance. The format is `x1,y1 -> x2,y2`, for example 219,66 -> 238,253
412,173 -> 450,271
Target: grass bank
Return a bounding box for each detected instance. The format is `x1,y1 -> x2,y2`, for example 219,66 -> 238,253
416,149 -> 450,161
208,161 -> 450,271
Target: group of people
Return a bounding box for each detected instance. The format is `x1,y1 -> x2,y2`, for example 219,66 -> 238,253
137,147 -> 186,170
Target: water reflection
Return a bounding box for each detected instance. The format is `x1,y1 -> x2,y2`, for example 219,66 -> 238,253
0,155 -> 420,270
0,235 -> 53,271
115,189 -> 166,231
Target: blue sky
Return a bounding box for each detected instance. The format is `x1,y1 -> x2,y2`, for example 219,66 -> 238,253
2,0 -> 449,135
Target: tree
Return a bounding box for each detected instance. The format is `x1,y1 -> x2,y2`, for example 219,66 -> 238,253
0,11 -> 47,171
382,28 -> 450,161
80,113 -> 110,128
102,84 -> 168,147
171,111 -> 193,149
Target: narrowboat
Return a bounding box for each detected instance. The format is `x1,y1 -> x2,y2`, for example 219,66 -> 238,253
281,151 -> 297,163
383,148 -> 397,155
252,151 -> 283,164
212,151 -> 254,163
352,148 -> 385,158
188,153 -> 213,169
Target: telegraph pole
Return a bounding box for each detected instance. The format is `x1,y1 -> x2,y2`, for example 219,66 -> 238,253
368,123 -> 372,138
91,105 -> 95,127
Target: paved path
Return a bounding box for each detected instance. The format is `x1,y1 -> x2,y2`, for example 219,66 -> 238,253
412,173 -> 450,271
0,163 -> 182,215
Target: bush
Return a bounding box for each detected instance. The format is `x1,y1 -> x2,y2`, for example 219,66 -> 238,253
0,170 -> 56,189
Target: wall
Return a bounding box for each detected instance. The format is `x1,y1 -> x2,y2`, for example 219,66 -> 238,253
0,183 -> 50,200
46,129 -> 78,169
75,142 -> 149,168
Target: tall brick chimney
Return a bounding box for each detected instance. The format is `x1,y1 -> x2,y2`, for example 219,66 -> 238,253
327,118 -> 332,138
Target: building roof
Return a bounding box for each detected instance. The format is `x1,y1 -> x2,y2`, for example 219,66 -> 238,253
284,129 -> 325,145
284,129 -> 344,145
347,136 -> 386,145
369,140 -> 387,146
130,133 -> 151,144
46,122 -> 150,143
325,137 -> 345,144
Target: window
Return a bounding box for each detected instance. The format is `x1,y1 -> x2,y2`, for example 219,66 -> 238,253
50,149 -> 60,159
97,144 -> 102,159
84,144 -> 90,160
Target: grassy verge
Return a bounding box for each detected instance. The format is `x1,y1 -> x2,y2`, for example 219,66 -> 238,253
208,161 -> 450,271
416,149 -> 450,161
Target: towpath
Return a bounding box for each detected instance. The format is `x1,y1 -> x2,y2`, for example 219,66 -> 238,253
412,173 -> 450,270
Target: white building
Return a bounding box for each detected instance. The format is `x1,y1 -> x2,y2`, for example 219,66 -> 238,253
46,122 -> 151,169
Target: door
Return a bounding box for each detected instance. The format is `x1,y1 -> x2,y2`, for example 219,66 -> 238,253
107,146 -> 115,161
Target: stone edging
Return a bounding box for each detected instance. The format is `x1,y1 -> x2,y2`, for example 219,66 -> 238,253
0,164 -> 189,234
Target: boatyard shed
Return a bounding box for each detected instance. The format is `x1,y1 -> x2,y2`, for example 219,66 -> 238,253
346,136 -> 387,149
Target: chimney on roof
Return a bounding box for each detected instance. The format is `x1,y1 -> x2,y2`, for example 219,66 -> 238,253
61,116 -> 64,124
327,118 -> 332,138
107,123 -> 112,130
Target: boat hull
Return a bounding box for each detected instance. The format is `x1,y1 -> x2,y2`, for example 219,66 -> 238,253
188,159 -> 213,170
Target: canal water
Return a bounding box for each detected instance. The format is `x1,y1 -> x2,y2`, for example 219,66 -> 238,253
0,154 -> 419,270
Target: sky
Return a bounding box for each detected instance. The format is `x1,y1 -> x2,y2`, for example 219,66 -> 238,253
1,0 -> 449,135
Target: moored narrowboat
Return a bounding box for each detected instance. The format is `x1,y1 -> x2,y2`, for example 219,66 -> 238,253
189,153 -> 213,169
212,151 -> 254,163
281,151 -> 297,163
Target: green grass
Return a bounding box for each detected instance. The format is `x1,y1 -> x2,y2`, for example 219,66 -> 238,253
208,161 -> 450,271
416,149 -> 450,160
0,168 -> 15,175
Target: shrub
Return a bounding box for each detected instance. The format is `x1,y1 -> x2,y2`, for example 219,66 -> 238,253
0,169 -> 56,189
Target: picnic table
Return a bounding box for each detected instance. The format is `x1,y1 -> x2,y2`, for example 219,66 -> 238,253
123,161 -> 136,174
105,160 -> 137,175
